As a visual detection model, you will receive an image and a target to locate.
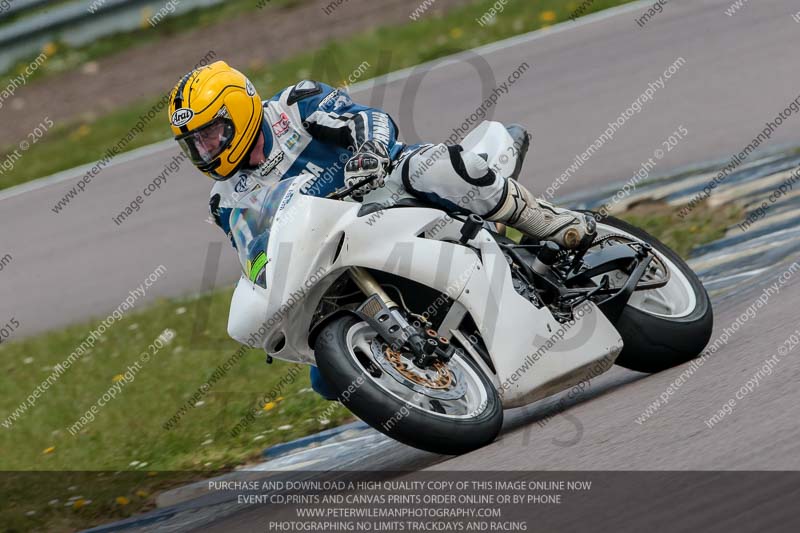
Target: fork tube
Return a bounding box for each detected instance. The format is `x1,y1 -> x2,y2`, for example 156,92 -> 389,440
348,267 -> 398,308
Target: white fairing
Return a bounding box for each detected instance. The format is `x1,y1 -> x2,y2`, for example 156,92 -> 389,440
227,121 -> 623,408
228,277 -> 270,345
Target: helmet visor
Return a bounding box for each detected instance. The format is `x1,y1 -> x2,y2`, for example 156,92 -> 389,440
176,116 -> 235,168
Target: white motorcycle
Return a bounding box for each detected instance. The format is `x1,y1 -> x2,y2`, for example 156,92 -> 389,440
226,122 -> 713,455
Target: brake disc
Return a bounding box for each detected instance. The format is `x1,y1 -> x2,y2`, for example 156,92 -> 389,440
369,341 -> 467,400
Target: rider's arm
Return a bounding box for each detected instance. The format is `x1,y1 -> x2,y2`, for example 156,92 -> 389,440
289,80 -> 399,153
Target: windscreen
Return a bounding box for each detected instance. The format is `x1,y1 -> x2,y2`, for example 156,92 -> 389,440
228,178 -> 294,288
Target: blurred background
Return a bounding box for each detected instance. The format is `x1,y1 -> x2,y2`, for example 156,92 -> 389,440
2,1 -> 800,531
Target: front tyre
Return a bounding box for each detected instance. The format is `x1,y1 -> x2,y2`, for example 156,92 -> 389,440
314,316 -> 503,455
593,215 -> 714,373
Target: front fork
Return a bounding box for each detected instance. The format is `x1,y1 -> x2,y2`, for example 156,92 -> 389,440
348,266 -> 398,309
347,267 -> 455,367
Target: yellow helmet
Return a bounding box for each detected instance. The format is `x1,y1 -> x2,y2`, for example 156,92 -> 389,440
168,61 -> 263,181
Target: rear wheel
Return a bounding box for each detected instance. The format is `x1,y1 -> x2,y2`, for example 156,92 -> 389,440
592,216 -> 714,373
314,316 -> 503,455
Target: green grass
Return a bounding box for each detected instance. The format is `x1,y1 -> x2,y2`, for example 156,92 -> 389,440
0,0 -> 635,190
618,201 -> 742,258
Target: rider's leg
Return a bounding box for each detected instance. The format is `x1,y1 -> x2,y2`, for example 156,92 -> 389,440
391,143 -> 596,250
392,143 -> 505,213
488,178 -> 597,250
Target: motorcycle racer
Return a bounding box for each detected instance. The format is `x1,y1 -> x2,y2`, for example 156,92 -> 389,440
168,61 -> 596,400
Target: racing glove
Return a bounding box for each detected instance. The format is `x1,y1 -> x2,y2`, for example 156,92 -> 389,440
344,140 -> 391,198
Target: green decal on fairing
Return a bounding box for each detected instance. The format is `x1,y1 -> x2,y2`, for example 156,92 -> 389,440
249,252 -> 268,282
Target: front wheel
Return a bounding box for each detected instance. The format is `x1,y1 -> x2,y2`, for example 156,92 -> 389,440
593,215 -> 714,373
314,316 -> 503,455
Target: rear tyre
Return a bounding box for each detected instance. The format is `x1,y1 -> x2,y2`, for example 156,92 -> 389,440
594,215 -> 713,373
314,316 -> 503,455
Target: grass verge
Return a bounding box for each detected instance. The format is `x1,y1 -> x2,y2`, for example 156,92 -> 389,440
0,199 -> 738,531
0,288 -> 353,531
0,0 -> 635,190
617,200 -> 742,258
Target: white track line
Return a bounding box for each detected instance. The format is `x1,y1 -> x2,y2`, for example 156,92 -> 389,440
0,0 -> 648,203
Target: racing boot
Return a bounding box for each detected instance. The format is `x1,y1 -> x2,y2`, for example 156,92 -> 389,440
488,178 -> 596,250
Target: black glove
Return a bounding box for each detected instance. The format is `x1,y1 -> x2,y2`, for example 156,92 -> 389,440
344,140 -> 391,198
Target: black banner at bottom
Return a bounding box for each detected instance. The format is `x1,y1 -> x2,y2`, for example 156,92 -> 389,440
3,470 -> 799,532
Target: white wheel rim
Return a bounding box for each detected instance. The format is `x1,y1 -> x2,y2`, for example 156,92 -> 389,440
345,322 -> 489,420
594,223 -> 698,319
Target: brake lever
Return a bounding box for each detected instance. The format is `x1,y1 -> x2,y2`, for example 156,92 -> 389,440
327,175 -> 377,200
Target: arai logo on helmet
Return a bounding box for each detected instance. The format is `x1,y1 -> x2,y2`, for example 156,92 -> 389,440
246,80 -> 256,97
171,108 -> 194,127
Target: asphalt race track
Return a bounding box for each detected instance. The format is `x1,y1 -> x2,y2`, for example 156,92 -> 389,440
4,0 -> 800,530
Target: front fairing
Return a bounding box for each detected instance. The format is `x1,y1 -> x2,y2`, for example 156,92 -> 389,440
226,175 -> 359,361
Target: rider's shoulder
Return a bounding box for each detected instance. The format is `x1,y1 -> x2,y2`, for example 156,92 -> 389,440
280,80 -> 346,107
285,80 -> 327,105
